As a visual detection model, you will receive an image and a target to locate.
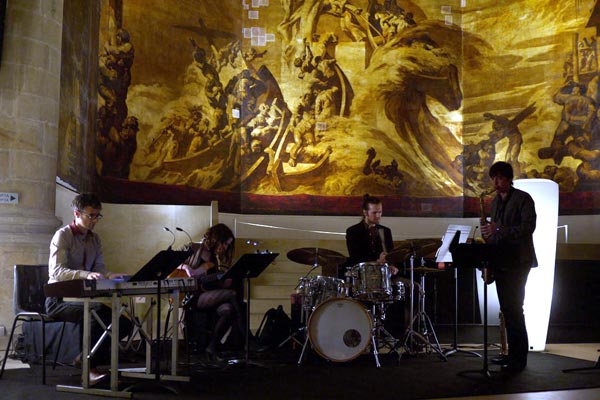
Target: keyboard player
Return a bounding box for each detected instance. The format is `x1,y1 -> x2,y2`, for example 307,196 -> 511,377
45,193 -> 132,386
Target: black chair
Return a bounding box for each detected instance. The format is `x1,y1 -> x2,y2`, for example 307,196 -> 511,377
0,265 -> 66,384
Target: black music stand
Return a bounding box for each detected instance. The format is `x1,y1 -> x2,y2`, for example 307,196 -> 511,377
449,231 -> 498,378
436,226 -> 480,359
127,249 -> 192,282
126,249 -> 191,394
563,352 -> 600,373
224,253 -> 278,367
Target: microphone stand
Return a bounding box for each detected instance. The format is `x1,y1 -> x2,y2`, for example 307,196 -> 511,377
175,227 -> 193,245
164,227 -> 176,250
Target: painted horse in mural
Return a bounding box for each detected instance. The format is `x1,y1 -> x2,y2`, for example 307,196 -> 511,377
355,20 -> 464,194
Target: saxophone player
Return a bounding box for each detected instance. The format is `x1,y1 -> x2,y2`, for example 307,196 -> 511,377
480,162 -> 537,374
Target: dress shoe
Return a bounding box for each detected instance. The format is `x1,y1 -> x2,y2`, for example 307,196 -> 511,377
490,354 -> 509,366
501,362 -> 526,374
88,369 -> 108,386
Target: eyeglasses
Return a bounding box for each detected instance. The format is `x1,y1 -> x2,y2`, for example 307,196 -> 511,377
80,212 -> 103,220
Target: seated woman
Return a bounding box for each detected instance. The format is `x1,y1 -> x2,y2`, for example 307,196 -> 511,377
176,223 -> 244,360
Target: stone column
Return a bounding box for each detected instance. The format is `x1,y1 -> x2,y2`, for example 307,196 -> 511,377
0,1 -> 63,330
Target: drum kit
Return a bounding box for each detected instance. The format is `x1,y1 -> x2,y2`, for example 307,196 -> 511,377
286,241 -> 445,367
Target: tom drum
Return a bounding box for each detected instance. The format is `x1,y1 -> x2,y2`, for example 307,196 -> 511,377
299,275 -> 345,311
350,262 -> 392,301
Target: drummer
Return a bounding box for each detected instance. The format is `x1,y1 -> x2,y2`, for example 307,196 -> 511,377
345,193 -> 398,275
345,194 -> 414,338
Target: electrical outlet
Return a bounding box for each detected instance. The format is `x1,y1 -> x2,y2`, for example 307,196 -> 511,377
0,325 -> 5,336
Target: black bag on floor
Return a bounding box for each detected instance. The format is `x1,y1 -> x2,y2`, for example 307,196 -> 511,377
255,305 -> 291,348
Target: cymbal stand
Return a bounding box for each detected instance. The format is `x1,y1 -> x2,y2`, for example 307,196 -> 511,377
400,255 -> 446,360
279,290 -> 308,349
281,259 -> 319,350
295,261 -> 320,366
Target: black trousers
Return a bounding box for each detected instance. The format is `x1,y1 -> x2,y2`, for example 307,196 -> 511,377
494,267 -> 531,366
45,297 -> 132,368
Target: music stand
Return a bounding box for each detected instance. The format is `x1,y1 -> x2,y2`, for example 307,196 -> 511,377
449,231 -> 498,378
437,225 -> 481,359
127,249 -> 192,282
125,249 -> 191,394
563,352 -> 600,373
224,253 -> 279,367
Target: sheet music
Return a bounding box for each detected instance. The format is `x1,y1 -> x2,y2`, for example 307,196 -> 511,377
435,224 -> 473,263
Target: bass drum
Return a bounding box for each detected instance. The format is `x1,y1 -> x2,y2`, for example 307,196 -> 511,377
307,298 -> 372,362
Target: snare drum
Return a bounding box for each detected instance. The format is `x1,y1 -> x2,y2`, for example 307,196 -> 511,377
307,298 -> 372,362
350,262 -> 392,301
301,275 -> 345,310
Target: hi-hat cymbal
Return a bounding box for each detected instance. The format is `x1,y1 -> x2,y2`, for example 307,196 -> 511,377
386,238 -> 441,264
287,247 -> 346,266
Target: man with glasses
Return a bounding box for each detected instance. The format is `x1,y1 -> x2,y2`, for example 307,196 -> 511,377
46,193 -> 130,385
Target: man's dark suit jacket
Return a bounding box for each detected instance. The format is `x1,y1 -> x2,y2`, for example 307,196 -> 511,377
345,221 -> 393,268
488,187 -> 538,270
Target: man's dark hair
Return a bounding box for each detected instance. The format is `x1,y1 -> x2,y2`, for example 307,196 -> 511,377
489,161 -> 514,180
71,193 -> 102,211
362,193 -> 381,211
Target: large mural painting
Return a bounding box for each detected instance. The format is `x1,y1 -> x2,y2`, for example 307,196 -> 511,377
85,0 -> 600,215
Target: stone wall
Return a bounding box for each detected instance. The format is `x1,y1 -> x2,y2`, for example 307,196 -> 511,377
0,0 -> 64,330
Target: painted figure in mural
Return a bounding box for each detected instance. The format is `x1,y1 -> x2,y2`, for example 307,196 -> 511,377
339,3 -> 366,42
98,28 -> 134,129
175,223 -> 244,361
278,0 -> 362,62
480,162 -> 537,374
578,36 -> 597,73
482,103 -> 536,176
363,147 -> 404,188
226,69 -> 267,119
99,116 -> 139,178
216,40 -> 242,72
539,81 -> 599,165
289,108 -> 317,167
527,165 -> 578,192
46,193 -> 132,386
97,27 -> 137,178
190,40 -> 225,107
294,37 -> 353,118
375,10 -> 416,43
186,109 -> 213,157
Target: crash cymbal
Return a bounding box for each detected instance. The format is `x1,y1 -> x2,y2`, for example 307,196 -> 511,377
287,247 -> 347,266
386,239 -> 441,264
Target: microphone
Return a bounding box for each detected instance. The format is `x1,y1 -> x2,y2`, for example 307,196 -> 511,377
163,227 -> 175,250
176,227 -> 193,245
